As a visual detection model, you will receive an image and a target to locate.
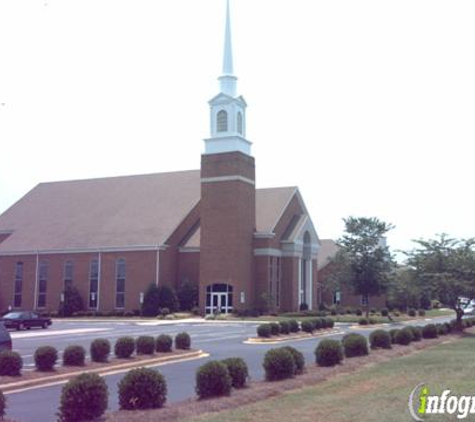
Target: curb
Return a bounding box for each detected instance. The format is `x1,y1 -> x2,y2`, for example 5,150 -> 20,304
244,329 -> 343,345
349,323 -> 390,329
1,350 -> 206,394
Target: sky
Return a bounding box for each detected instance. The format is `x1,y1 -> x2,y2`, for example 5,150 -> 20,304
1,0 -> 474,259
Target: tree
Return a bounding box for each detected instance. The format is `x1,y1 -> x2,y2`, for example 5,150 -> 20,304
386,267 -> 422,311
334,216 -> 395,317
404,234 -> 475,328
59,285 -> 84,317
141,283 -> 160,317
177,280 -> 199,311
157,285 -> 179,313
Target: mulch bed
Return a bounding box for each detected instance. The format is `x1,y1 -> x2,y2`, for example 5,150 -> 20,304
105,331 -> 468,422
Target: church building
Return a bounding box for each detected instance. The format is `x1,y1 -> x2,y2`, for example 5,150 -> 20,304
0,1 -> 321,315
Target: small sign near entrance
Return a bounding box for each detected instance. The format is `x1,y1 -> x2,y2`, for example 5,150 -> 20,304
240,291 -> 245,304
139,292 -> 144,304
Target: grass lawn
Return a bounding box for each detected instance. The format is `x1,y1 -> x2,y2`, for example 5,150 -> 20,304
187,332 -> 475,422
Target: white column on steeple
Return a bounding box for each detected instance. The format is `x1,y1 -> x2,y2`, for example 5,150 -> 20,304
219,0 -> 237,97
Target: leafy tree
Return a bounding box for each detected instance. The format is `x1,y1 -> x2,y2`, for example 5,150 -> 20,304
59,285 -> 84,317
387,267 -> 421,311
333,217 -> 395,317
141,283 -> 160,317
177,280 -> 199,311
404,234 -> 475,328
157,285 -> 179,313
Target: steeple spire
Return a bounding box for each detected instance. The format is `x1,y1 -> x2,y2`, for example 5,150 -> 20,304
219,0 -> 237,97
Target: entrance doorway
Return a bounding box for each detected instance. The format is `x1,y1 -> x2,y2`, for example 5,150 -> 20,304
205,284 -> 233,315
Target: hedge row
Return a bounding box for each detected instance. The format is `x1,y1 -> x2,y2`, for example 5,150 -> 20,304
257,318 -> 334,338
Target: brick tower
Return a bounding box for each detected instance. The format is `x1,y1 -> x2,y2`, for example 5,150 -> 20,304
199,0 -> 255,315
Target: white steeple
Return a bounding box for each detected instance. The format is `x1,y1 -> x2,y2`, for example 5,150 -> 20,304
204,0 -> 251,156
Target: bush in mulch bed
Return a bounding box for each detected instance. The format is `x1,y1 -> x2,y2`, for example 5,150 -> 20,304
257,324 -> 272,338
62,345 -> 86,366
315,339 -> 343,367
269,323 -> 280,336
422,324 -> 438,339
34,346 -> 58,371
263,348 -> 296,381
195,360 -> 232,399
0,350 -> 23,376
389,329 -> 401,343
221,357 -> 249,389
369,329 -> 392,349
118,367 -> 167,410
281,346 -> 305,375
394,327 -> 414,346
279,321 -> 290,335
409,326 -> 423,342
90,339 -> 111,363
301,320 -> 314,333
342,333 -> 369,358
288,319 -> 300,333
115,337 -> 136,359
136,336 -> 155,355
175,332 -> 191,350
156,334 -> 173,352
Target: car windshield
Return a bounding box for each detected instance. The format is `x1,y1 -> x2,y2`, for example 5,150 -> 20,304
2,312 -> 23,319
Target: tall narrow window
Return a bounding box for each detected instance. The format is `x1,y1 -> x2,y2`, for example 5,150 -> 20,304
115,258 -> 126,309
64,260 -> 73,288
14,262 -> 23,308
89,259 -> 99,309
276,257 -> 281,307
237,111 -> 243,134
217,110 -> 228,132
268,257 -> 282,309
37,261 -> 48,308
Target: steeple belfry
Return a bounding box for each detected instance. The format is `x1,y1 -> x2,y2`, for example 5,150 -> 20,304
204,0 -> 251,156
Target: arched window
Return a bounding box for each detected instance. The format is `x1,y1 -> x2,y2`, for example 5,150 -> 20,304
64,260 -> 73,288
237,111 -> 243,134
217,110 -> 228,132
89,259 -> 99,309
116,259 -> 126,309
37,261 -> 48,308
14,262 -> 23,308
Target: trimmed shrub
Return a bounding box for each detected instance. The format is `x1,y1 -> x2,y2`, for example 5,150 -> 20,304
281,346 -> 305,375
156,334 -> 173,353
342,333 -> 369,358
381,308 -> 389,317
418,309 -> 426,317
279,321 -> 290,335
369,318 -> 378,325
315,339 -> 343,367
408,308 -> 416,317
0,389 -> 5,419
57,373 -> 108,422
410,326 -> 423,342
359,318 -> 369,325
422,324 -> 438,339
289,319 -> 300,333
312,318 -> 323,330
115,337 -> 136,358
257,324 -> 272,338
136,336 -> 155,355
118,368 -> 167,410
222,357 -> 248,388
62,345 -> 85,366
160,307 -> 170,317
395,327 -> 413,345
356,309 -> 363,316
269,323 -> 280,336
324,318 -> 335,329
301,320 -> 314,333
389,329 -> 401,343
369,330 -> 392,349
34,346 -> 58,371
330,308 -> 337,316
370,308 -> 377,315
141,283 -> 161,317
157,285 -> 179,313
175,332 -> 191,350
59,285 -> 84,317
0,351 -> 22,376
196,360 -> 232,399
90,339 -> 111,363
436,323 -> 448,336
263,348 -> 296,381
444,322 -> 452,334
177,280 -> 199,311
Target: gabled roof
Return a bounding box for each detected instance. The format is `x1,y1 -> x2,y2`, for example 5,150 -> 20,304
317,239 -> 340,270
0,172 -> 299,254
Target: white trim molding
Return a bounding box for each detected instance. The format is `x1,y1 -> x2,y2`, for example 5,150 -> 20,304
201,175 -> 255,186
253,232 -> 275,239
254,248 -> 282,257
179,247 -> 200,253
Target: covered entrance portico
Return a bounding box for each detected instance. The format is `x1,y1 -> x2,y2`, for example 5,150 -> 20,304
205,283 -> 234,315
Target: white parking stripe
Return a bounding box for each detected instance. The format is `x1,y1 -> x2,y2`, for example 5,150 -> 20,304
11,328 -> 109,339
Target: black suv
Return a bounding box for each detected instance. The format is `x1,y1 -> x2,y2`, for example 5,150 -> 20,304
0,323 -> 12,351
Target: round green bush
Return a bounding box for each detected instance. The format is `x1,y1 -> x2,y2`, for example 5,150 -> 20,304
0,389 -> 5,419
381,308 -> 389,317
389,329 -> 401,343
408,308 -> 416,317
279,321 -> 290,335
422,324 -> 438,339
118,367 -> 167,410
436,323 -> 448,336
330,308 -> 337,316
269,323 -> 280,336
301,320 -> 314,333
160,307 -> 170,316
263,348 -> 296,381
62,345 -> 85,366
156,334 -> 173,352
0,351 -> 23,376
34,346 -> 58,371
175,332 -> 191,350
315,339 -> 343,367
359,318 -> 369,325
369,330 -> 392,349
221,357 -> 248,388
356,309 -> 363,316
136,336 -> 155,355
90,338 -> 111,363
281,346 -> 305,375
395,327 -> 413,345
257,324 -> 272,338
324,318 -> 335,329
342,333 -> 369,358
444,322 -> 452,334
369,318 -> 378,325
410,326 -> 423,342
57,373 -> 108,422
288,319 -> 300,333
312,318 -> 322,330
418,309 -> 426,317
115,337 -> 136,358
195,360 -> 232,399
